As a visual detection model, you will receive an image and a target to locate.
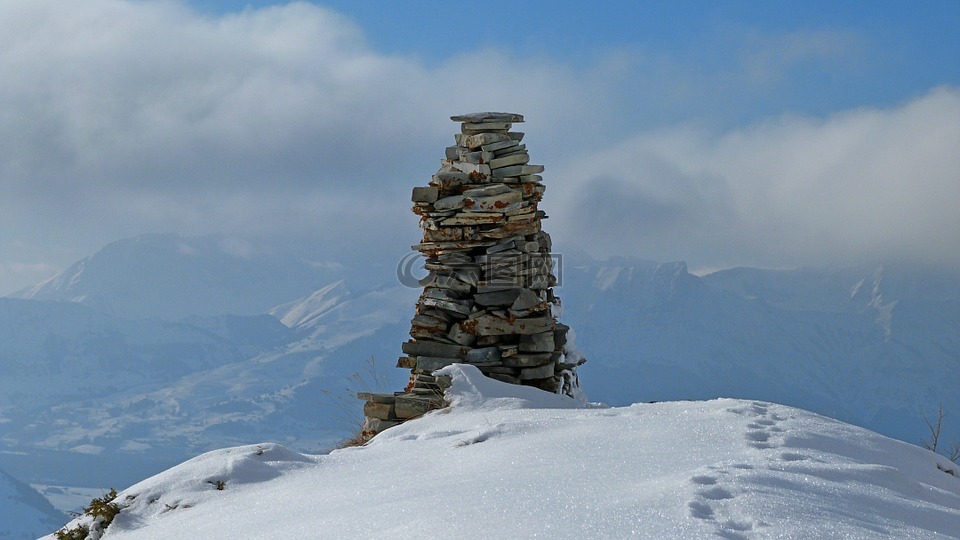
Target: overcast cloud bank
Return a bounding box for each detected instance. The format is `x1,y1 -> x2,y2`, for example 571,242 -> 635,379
1,1 -> 957,293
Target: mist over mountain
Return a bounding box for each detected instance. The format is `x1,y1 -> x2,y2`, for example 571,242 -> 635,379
560,258 -> 960,444
1,234 -> 957,517
13,234 -> 343,320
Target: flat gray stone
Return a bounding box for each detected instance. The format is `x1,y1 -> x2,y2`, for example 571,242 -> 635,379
411,314 -> 448,335
482,139 -> 520,153
485,241 -> 517,254
463,184 -> 512,198
434,195 -> 465,212
394,394 -> 445,419
491,164 -> 544,178
458,314 -> 555,336
396,356 -> 417,369
421,287 -> 459,301
420,297 -> 472,316
488,152 -> 530,169
415,356 -> 459,373
460,150 -> 495,164
438,251 -> 473,264
475,335 -> 503,346
478,366 -> 519,375
511,289 -> 545,312
451,112 -> 524,123
519,363 -> 555,380
449,266 -> 480,286
474,288 -> 522,306
461,121 -> 512,132
535,231 -> 552,251
476,283 -> 519,294
501,353 -> 553,368
448,323 -> 476,346
442,213 -> 506,226
464,132 -> 510,150
519,331 -> 555,353
452,161 -> 491,176
464,190 -> 522,212
356,392 -> 397,404
433,172 -> 470,190
423,227 -> 472,243
363,401 -> 396,420
494,143 -> 526,156
402,340 -> 468,359
425,274 -> 473,293
412,186 -> 439,203
465,346 -> 502,364
517,241 -> 541,253
554,323 -> 569,349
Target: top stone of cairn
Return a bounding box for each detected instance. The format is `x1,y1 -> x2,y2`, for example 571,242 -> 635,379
449,112 -> 524,123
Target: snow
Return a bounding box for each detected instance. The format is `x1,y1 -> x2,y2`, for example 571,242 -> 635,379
45,365 -> 960,539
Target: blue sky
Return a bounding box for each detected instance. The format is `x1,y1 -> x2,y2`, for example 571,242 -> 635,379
189,1 -> 960,115
0,0 -> 957,293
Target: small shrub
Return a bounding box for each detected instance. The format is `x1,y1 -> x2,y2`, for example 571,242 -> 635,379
54,524 -> 89,540
54,488 -> 121,539
87,488 -> 121,522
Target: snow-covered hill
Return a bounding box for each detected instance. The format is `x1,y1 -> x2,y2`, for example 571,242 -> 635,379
44,365 -> 960,539
0,468 -> 66,540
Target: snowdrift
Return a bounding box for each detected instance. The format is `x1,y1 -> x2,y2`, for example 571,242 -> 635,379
46,365 -> 960,539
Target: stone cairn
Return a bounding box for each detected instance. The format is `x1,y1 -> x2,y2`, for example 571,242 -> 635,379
357,112 -> 585,442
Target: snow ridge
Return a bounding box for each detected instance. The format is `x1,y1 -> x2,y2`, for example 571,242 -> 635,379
43,365 -> 960,539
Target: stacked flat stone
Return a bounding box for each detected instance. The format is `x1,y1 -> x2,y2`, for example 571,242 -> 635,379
357,112 -> 585,442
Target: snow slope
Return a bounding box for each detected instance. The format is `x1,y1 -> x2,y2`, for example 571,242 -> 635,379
0,468 -> 66,540
46,366 -> 960,539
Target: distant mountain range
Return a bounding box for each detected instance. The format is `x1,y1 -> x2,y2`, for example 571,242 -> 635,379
561,258 -> 960,442
2,234 -> 958,515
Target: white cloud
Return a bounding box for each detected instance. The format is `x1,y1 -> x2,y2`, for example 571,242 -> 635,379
0,0 -> 955,293
551,87 -> 960,270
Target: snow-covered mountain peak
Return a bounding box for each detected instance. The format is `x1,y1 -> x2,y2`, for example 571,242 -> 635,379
9,233 -> 341,320
267,280 -> 350,328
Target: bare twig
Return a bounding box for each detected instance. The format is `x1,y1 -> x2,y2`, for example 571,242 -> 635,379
921,402 -> 944,453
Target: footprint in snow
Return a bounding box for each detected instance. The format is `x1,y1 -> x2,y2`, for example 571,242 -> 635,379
699,486 -> 735,500
690,475 -> 718,485
688,501 -> 714,520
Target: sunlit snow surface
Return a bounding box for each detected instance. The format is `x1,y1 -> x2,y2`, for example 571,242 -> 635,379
47,365 -> 960,539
